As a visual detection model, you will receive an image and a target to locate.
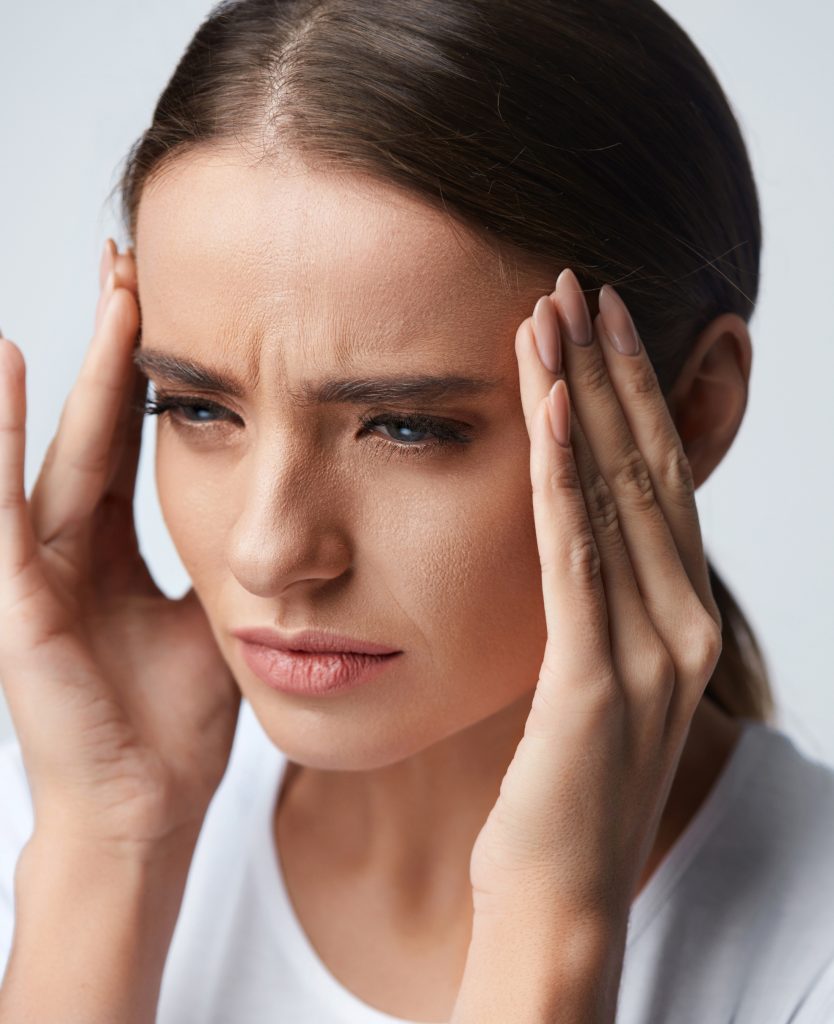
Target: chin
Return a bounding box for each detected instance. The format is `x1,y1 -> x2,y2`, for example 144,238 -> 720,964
243,686 -> 474,773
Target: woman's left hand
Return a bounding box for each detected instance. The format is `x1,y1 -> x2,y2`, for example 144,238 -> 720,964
453,270 -> 723,1021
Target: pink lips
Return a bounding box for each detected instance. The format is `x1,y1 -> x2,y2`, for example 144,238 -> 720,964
231,626 -> 400,656
231,626 -> 402,696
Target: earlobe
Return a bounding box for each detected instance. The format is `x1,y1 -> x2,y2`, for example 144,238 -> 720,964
666,313 -> 752,490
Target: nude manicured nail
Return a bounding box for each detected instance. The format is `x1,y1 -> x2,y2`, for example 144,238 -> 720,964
554,267 -> 592,346
598,284 -> 641,355
532,295 -> 562,373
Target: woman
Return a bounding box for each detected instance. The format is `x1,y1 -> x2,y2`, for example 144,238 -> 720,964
0,0 -> 832,1021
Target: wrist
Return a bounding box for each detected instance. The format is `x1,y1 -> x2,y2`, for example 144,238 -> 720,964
451,907 -> 627,1024
1,830 -> 199,1024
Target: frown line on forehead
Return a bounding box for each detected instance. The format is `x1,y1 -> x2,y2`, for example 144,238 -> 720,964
132,347 -> 504,407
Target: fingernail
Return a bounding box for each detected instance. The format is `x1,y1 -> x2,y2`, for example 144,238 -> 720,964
99,238 -> 115,286
598,284 -> 641,355
531,295 -> 562,373
554,267 -> 592,346
548,378 -> 570,447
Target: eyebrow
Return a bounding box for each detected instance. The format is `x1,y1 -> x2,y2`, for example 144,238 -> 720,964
132,347 -> 504,406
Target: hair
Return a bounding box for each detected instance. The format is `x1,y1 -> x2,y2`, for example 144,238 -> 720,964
112,0 -> 776,723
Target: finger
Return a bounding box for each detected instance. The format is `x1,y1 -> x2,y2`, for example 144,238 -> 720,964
113,250 -> 137,293
94,251 -> 143,506
560,383 -> 669,696
29,280 -> 140,546
516,316 -> 614,704
93,245 -> 137,336
0,335 -> 39,584
596,283 -> 716,623
553,274 -> 718,632
98,238 -> 116,292
520,314 -> 661,698
95,239 -> 117,332
106,345 -> 147,508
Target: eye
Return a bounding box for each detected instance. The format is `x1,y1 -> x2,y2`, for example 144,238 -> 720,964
356,412 -> 472,457
142,394 -> 473,458
143,395 -> 236,431
142,393 -> 230,421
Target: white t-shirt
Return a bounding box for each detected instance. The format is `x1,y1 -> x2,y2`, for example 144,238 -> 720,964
2,698 -> 834,1023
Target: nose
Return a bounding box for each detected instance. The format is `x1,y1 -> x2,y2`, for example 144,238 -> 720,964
225,442 -> 353,598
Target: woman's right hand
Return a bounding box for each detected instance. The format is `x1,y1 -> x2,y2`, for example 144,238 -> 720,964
0,240 -> 242,861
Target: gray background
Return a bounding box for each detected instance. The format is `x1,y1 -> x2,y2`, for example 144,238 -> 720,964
1,1 -> 832,764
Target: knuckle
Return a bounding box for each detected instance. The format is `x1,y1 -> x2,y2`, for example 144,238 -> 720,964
538,457 -> 582,497
66,444 -> 111,479
565,533 -> 602,581
580,358 -> 611,398
659,444 -> 696,503
624,360 -> 661,400
612,446 -> 656,511
680,617 -> 723,676
0,421 -> 24,442
584,473 -> 620,537
649,648 -> 676,692
0,489 -> 24,513
630,645 -> 676,705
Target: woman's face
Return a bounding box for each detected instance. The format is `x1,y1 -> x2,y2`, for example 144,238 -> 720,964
135,147 -> 556,770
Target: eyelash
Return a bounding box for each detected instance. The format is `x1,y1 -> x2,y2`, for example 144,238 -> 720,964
141,393 -> 473,459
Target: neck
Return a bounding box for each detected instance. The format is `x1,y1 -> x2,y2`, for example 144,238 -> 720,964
274,692 -> 744,920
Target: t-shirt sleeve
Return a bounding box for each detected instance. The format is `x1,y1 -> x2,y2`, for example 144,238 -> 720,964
0,735 -> 34,986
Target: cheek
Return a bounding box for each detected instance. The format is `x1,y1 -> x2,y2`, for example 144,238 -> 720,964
154,442 -> 233,588
155,433 -> 548,710
368,450 -> 548,713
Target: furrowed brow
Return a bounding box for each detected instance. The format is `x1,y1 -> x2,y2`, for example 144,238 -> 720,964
133,347 -> 503,405
303,374 -> 502,405
133,349 -> 247,397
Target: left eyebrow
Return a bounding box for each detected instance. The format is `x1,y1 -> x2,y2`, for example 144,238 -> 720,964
132,347 -> 504,406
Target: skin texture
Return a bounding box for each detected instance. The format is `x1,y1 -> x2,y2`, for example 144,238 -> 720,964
135,145 -> 750,1021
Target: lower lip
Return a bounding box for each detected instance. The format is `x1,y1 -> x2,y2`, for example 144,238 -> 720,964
239,640 -> 401,696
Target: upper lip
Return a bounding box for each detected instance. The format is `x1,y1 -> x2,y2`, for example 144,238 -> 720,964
232,626 -> 401,656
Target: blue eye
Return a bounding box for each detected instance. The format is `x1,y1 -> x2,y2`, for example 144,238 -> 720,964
142,396 -> 230,425
356,412 -> 471,453
142,395 -> 473,458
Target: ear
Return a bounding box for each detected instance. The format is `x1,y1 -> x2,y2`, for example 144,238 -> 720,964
666,313 -> 752,490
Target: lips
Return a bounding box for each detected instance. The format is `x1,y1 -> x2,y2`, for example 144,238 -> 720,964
230,625 -> 401,657
238,641 -> 400,696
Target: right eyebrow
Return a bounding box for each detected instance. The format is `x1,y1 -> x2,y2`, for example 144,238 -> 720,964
132,347 -> 504,406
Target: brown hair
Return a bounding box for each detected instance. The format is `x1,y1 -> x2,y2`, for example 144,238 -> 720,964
113,0 -> 775,723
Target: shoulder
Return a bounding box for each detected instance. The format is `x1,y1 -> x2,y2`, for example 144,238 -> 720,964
693,721 -> 834,1018
737,720 -> 834,862
617,721 -> 834,1022
702,719 -> 834,924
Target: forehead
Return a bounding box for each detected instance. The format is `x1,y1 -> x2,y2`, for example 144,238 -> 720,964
134,147 -> 541,376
